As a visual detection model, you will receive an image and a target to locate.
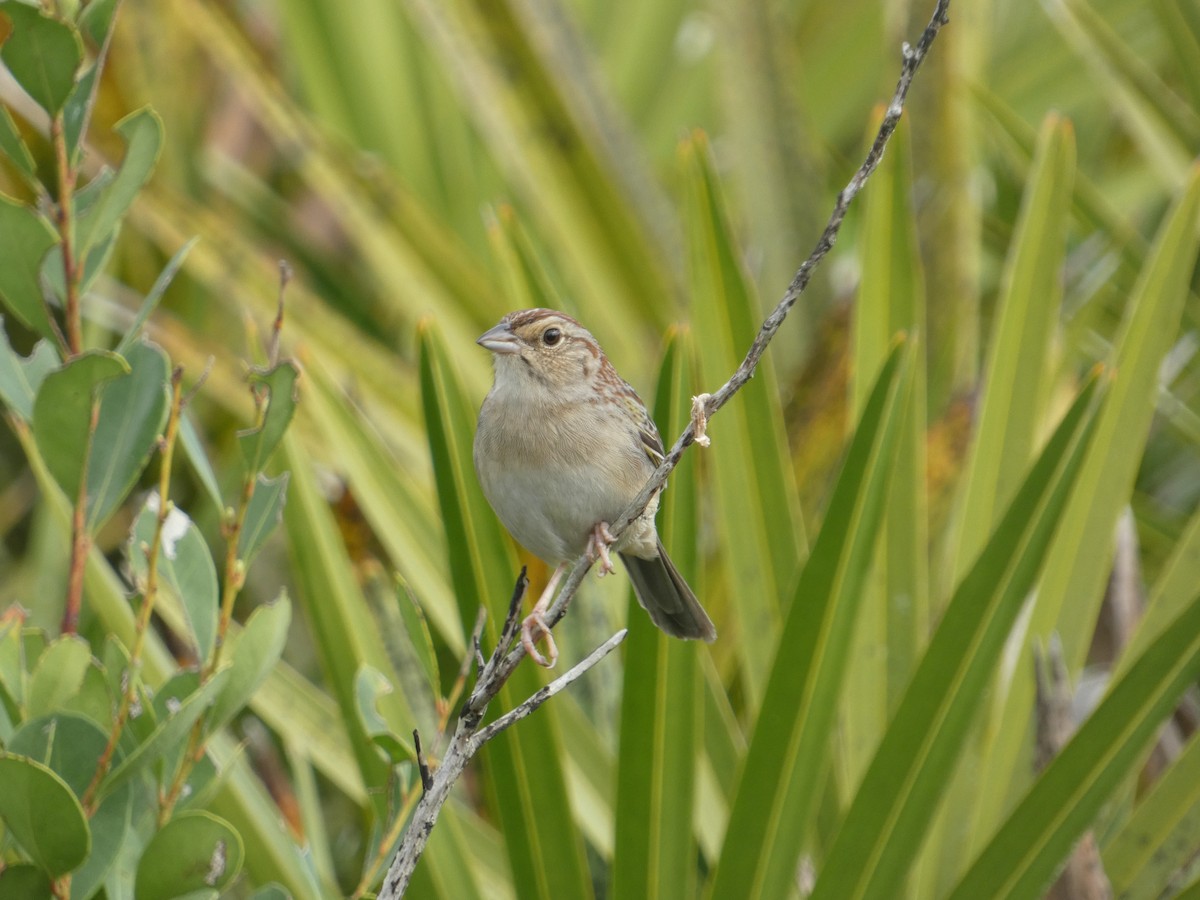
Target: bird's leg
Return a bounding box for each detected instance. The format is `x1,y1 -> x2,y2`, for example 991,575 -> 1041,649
521,563 -> 566,667
585,521 -> 617,577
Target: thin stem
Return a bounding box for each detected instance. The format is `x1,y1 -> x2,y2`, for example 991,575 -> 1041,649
208,468 -> 254,676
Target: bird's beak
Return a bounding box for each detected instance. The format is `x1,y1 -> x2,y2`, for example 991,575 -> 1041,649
477,322 -> 521,354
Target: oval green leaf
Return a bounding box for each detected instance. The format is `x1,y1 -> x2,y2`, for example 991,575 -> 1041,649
134,810 -> 243,900
26,635 -> 91,720
87,340 -> 170,529
33,350 -> 131,502
0,195 -> 58,341
0,3 -> 83,116
207,595 -> 291,734
129,494 -> 219,662
0,752 -> 91,876
238,362 -> 300,475
0,327 -> 58,423
238,472 -> 289,567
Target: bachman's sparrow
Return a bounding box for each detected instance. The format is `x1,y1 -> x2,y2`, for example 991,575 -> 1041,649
474,308 -> 717,666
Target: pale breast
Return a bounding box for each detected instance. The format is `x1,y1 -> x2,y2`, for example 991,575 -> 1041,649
474,388 -> 655,563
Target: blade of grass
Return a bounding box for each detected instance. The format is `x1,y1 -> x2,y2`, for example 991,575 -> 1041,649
681,131 -> 806,707
969,165 -> 1200,848
612,330 -> 702,900
948,589 -> 1200,900
809,371 -> 1101,900
1102,727 -> 1200,898
709,340 -> 911,900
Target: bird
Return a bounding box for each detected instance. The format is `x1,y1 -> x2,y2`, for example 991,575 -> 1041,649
473,308 -> 716,667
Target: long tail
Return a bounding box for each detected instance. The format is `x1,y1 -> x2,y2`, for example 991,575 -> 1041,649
621,541 -> 716,642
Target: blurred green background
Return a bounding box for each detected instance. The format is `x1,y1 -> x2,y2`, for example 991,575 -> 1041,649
2,0 -> 1199,896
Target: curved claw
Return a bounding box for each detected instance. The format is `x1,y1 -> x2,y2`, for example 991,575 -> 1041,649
521,610 -> 558,668
586,521 -> 617,577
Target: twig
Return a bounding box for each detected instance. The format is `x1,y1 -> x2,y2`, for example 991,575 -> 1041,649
376,1 -> 950,893
470,629 -> 626,747
376,571 -> 626,898
413,730 -> 433,793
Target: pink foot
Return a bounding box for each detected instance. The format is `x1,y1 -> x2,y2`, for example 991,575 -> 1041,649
521,609 -> 558,667
586,521 -> 617,576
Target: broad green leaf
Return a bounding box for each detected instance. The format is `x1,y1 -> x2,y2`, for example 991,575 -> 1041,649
238,472 -> 289,566
809,373 -> 1101,900
116,237 -> 199,355
710,340 -> 911,900
33,350 -> 130,501
239,362 -> 300,475
129,495 -> 219,662
682,131 -> 805,707
26,635 -> 90,719
353,665 -> 413,764
134,810 -> 244,900
0,105 -> 37,187
97,667 -> 231,800
74,108 -> 164,262
7,712 -> 108,797
0,195 -> 58,340
207,595 -> 291,734
0,2 -> 83,115
419,318 -> 592,899
0,328 -> 58,422
6,709 -> 133,896
948,589 -> 1200,899
0,752 -> 90,876
1103,728 -> 1200,898
14,420 -> 326,900
971,164 -> 1200,847
0,865 -> 52,896
250,886 -> 293,900
59,659 -> 112,731
612,331 -> 702,900
87,340 -> 170,529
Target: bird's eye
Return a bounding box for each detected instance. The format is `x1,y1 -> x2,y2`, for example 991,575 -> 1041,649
542,328 -> 562,347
